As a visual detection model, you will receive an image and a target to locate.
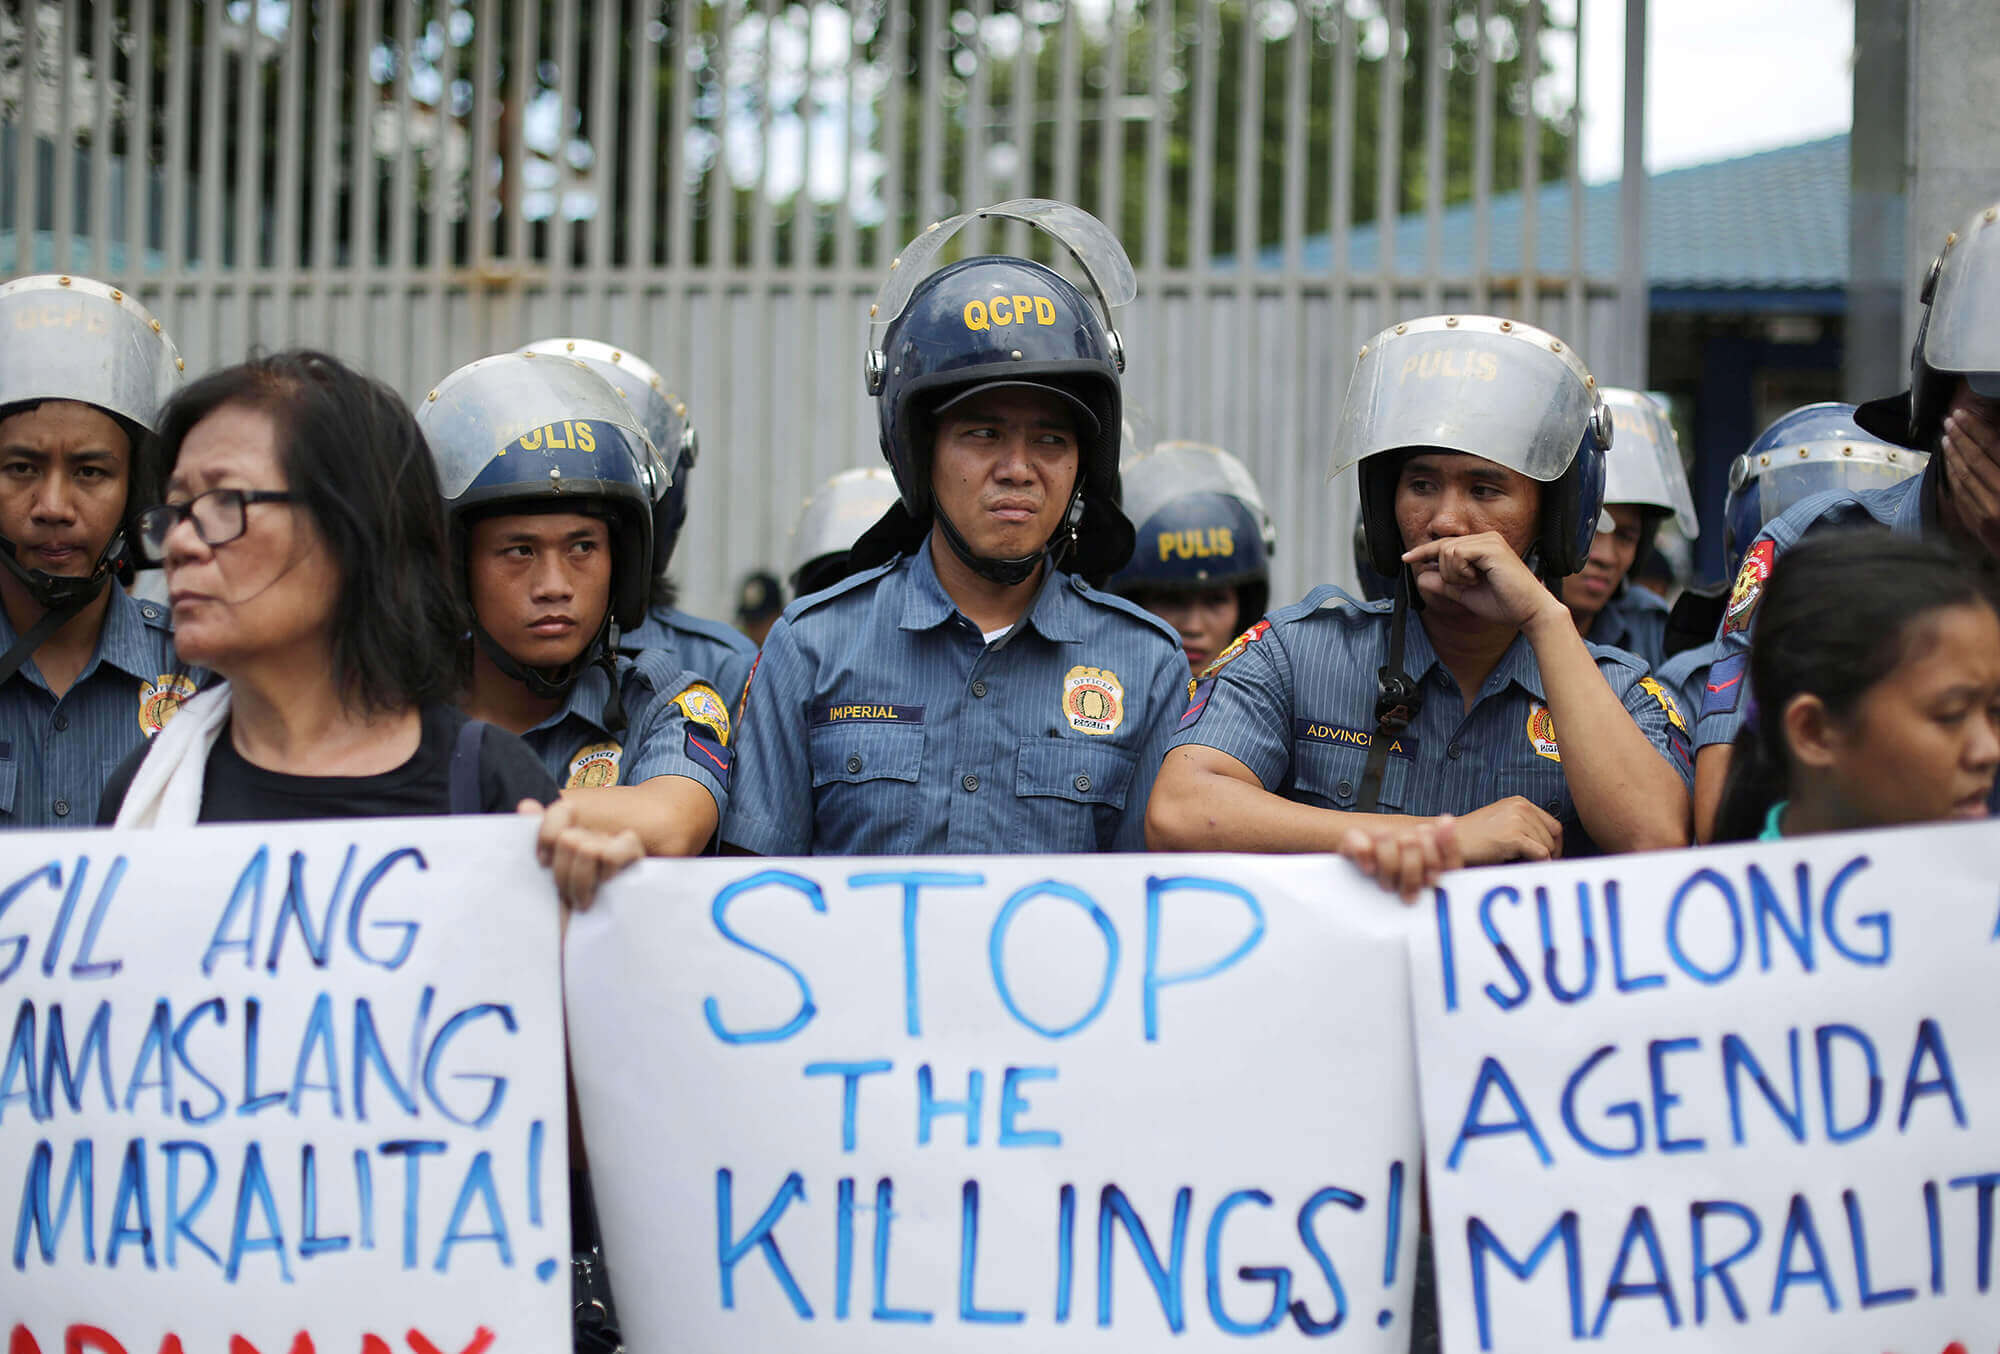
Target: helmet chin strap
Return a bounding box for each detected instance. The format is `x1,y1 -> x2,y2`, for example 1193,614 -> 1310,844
0,530 -> 125,688
932,485 -> 1085,587
473,613 -> 628,734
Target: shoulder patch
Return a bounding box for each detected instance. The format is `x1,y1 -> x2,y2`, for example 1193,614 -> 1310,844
1638,675 -> 1687,734
137,673 -> 198,737
735,650 -> 762,724
673,682 -> 733,746
1178,676 -> 1216,732
685,725 -> 733,789
1201,619 -> 1271,678
1699,652 -> 1749,720
1722,539 -> 1776,636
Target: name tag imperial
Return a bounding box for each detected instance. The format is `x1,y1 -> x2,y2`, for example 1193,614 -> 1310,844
811,703 -> 926,724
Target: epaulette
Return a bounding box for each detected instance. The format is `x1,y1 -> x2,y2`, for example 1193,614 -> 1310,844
1066,574 -> 1181,647
786,557 -> 898,619
623,645 -> 708,697
658,606 -> 757,654
1583,639 -> 1650,675
1292,583 -> 1386,625
131,595 -> 173,631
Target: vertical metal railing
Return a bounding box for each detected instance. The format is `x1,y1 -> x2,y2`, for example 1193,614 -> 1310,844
1,0 -> 1636,612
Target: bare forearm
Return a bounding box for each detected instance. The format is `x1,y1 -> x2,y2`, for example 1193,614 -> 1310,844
1146,749 -> 1430,852
561,778 -> 719,857
1693,745 -> 1731,844
1525,611 -> 1690,851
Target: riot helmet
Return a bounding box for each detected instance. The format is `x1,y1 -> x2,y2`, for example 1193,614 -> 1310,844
1333,314 -> 1612,588
1856,201 -> 2000,451
0,274 -> 184,612
1727,402 -> 1924,578
1108,441 -> 1276,622
860,198 -> 1136,585
419,352 -> 656,706
788,466 -> 902,599
521,337 -> 696,586
1599,388 -> 1697,564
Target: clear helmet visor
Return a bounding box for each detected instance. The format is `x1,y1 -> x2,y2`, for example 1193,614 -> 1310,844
1731,443 -> 1929,522
419,353 -> 657,499
787,466 -> 902,584
1328,316 -> 1607,483
0,275 -> 184,430
1600,388 -> 1698,537
520,337 -> 690,498
869,198 -> 1137,350
1922,205 -> 2000,383
1120,441 -> 1275,553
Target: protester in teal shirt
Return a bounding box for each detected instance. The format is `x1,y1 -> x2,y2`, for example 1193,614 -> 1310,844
1711,530 -> 2000,842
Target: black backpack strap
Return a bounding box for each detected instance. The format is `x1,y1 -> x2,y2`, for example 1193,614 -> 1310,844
0,597 -> 85,688
1355,569 -> 1425,814
448,718 -> 487,814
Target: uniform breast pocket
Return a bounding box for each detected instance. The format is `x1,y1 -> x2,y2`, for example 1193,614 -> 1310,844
1011,739 -> 1136,853
1294,742 -> 1410,812
1493,765 -> 1570,823
808,721 -> 925,853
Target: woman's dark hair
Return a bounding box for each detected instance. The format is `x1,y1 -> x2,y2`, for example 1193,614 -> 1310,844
1711,527 -> 1999,841
153,350 -> 463,712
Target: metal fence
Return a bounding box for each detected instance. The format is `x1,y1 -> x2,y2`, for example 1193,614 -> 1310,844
2,0 -> 1641,614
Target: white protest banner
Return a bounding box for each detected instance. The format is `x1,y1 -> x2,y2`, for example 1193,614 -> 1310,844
1410,820 -> 2000,1353
0,817 -> 570,1354
566,853 -> 1421,1352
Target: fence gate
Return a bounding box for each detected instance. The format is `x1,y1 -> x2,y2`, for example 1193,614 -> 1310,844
3,0 -> 1641,614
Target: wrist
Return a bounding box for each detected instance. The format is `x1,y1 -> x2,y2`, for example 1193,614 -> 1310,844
1520,596 -> 1577,644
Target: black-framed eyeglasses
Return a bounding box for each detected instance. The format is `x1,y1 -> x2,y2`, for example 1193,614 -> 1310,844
134,488 -> 298,563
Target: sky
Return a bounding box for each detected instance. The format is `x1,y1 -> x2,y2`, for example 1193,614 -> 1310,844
1579,0 -> 1856,182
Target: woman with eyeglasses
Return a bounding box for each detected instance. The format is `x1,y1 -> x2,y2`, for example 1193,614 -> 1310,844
98,350 -> 640,906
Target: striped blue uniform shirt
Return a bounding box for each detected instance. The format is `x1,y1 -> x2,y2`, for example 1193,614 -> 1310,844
622,603 -> 758,709
1,587 -> 202,828
1586,583 -> 1669,668
1696,464 -> 1928,750
518,648 -> 733,811
722,544 -> 1186,855
1171,585 -> 1693,855
1694,459 -> 2000,813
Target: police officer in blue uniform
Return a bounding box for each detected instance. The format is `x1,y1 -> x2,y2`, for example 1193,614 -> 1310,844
0,275 -> 195,829
722,199 -> 1186,855
1148,314 -> 1692,862
522,337 -> 758,708
1653,403 -> 1924,750
1108,440 -> 1277,676
1691,200 -> 2000,835
1557,387 -> 1695,667
420,352 -> 733,855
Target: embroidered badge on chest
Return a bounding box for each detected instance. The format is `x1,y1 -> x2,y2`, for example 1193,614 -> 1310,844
1062,665 -> 1125,735
566,739 -> 623,788
1526,702 -> 1562,762
137,673 -> 198,738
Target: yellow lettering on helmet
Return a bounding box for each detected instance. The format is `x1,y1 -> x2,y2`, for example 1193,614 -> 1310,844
575,421 -> 596,452
1216,525 -> 1234,555
1013,295 -> 1035,326
519,426 -> 543,450
964,299 -> 990,331
1034,295 -> 1057,325
989,295 -> 1015,326
1156,532 -> 1175,562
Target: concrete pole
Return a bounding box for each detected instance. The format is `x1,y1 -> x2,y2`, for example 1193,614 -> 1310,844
1844,0 -> 1907,402
1901,0 -> 2000,362
1617,0 -> 1649,388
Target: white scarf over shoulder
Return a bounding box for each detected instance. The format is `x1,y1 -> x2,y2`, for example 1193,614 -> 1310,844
114,682 -> 232,828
